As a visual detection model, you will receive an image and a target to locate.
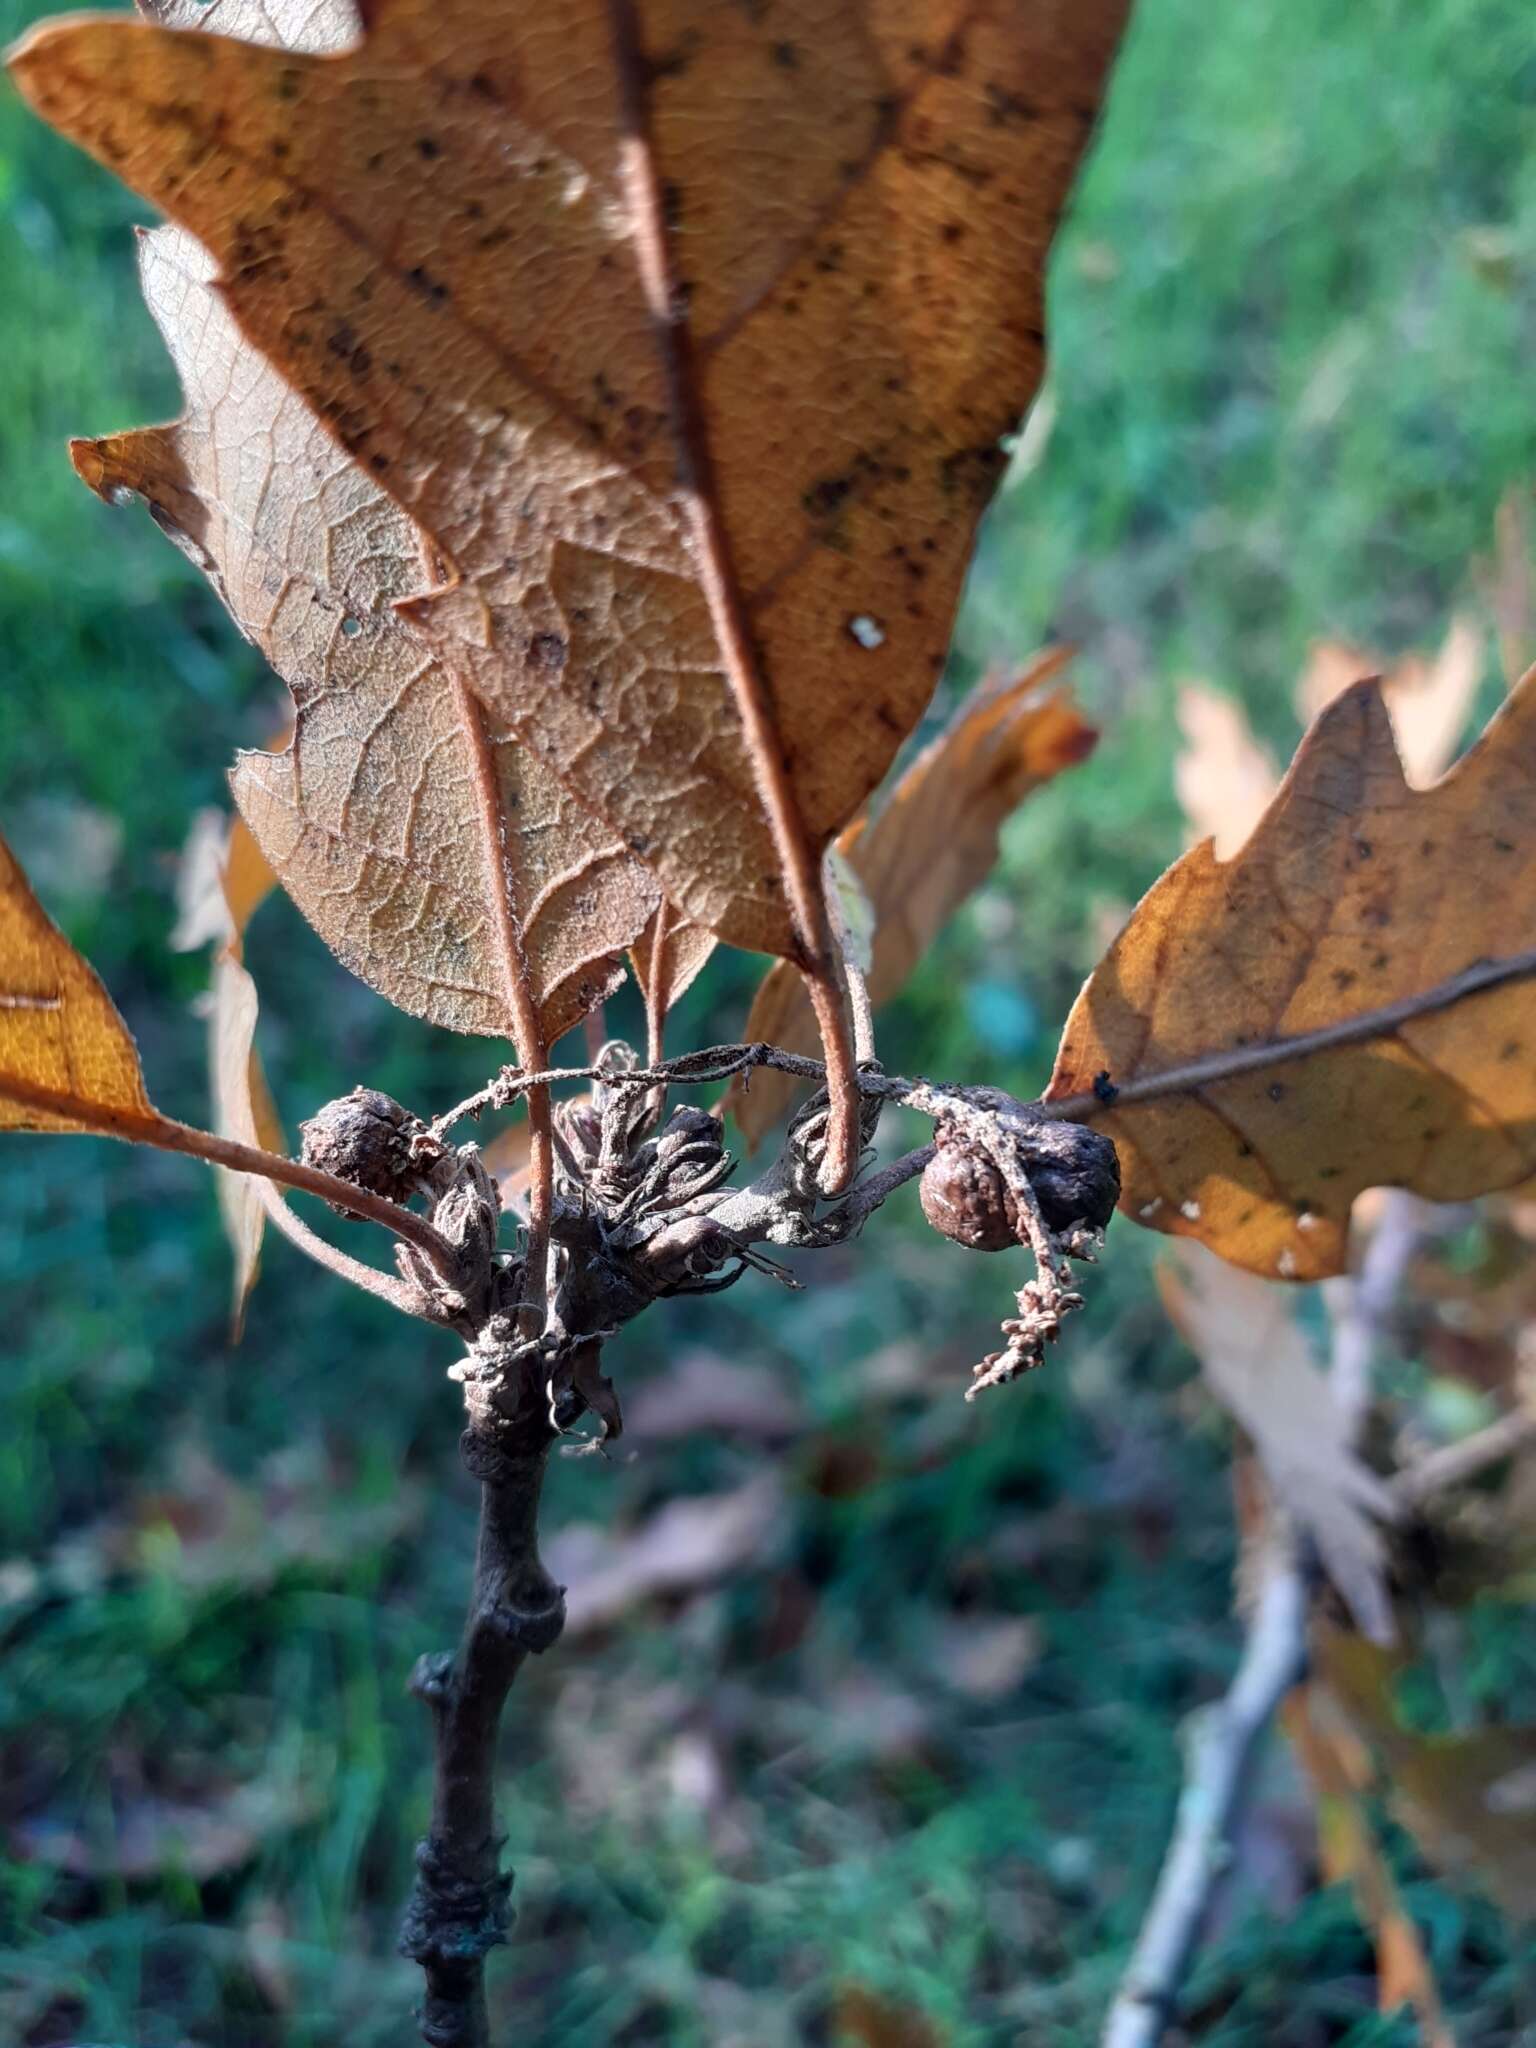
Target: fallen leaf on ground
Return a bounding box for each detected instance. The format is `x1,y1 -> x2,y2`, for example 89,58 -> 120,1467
1048,666 -> 1536,1280
832,1984 -> 945,2048
545,1475 -> 781,1637
12,0 -> 1127,960
1159,1244 -> 1396,1641
931,1612 -> 1041,1700
730,653 -> 1095,1143
622,1350 -> 803,1444
50,1435 -> 423,1598
13,1778 -> 320,1883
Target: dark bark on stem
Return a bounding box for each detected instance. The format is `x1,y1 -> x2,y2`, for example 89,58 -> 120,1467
400,1419 -> 565,2048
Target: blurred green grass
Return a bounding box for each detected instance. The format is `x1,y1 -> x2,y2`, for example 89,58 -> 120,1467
3,0 -> 1536,2042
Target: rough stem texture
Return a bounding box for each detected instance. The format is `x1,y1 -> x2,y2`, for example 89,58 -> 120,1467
400,1418 -> 565,2048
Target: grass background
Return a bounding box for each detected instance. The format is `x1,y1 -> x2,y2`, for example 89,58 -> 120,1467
3,0 -> 1536,2041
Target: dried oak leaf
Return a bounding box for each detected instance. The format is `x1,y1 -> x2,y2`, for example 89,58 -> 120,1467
1047,667 -> 1536,1281
75,209 -> 653,1051
1158,1243 -> 1397,1644
729,649 -> 1095,1144
10,0 -> 1128,962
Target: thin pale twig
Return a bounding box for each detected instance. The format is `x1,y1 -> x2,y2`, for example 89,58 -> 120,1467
1101,1195 -> 1428,2044
1101,1528 -> 1309,2048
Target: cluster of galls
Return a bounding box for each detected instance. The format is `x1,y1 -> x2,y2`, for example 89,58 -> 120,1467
297,1056 -> 1122,1427
298,1062 -> 785,1448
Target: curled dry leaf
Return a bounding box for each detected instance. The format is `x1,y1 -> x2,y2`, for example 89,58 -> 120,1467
729,652 -> 1096,1146
1158,1244 -> 1396,1643
0,827 -> 463,1266
15,1778 -> 321,1884
1048,668 -> 1536,1281
10,0 -> 1128,963
175,805 -> 286,1337
75,211 -> 652,1052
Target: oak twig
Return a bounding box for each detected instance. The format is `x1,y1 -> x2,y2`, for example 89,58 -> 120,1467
1101,1530 -> 1309,2048
400,1411 -> 565,2048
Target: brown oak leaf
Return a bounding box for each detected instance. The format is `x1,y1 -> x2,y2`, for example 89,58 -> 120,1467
1048,667 -> 1536,1280
11,0 -> 1128,964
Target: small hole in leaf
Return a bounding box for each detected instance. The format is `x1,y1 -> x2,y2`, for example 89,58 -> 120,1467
847,614 -> 885,649
341,616 -> 363,638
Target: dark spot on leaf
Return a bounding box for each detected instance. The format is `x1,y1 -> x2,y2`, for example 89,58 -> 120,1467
416,137 -> 441,160
803,474 -> 852,517
531,633 -> 567,671
985,83 -> 1037,125
773,40 -> 799,68
1267,1083 -> 1286,1103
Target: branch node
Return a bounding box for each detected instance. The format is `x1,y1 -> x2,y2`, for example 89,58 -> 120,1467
398,1834 -> 515,1969
409,1651 -> 455,1704
488,1590 -> 567,1656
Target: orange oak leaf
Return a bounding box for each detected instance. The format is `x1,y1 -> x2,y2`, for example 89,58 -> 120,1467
728,651 -> 1096,1146
1,830 -> 154,1136
0,825 -> 456,1269
10,0 -> 1128,968
1046,666 -> 1536,1281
